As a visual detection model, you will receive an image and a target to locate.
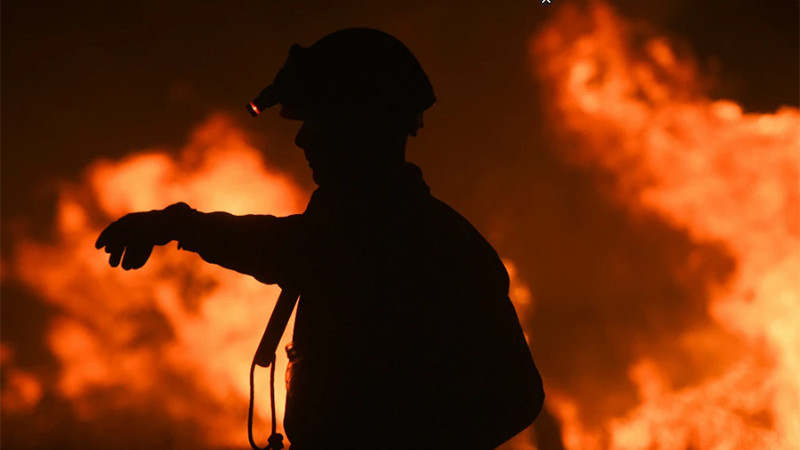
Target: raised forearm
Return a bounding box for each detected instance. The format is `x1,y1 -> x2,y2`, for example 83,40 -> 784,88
173,204 -> 299,284
96,202 -> 300,284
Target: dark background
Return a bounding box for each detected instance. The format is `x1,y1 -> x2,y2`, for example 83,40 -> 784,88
3,0 -> 797,220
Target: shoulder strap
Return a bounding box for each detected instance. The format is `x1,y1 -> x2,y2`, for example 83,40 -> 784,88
248,288 -> 300,450
255,288 -> 301,367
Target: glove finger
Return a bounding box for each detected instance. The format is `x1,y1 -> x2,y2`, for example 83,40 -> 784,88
96,223 -> 116,250
97,218 -> 129,250
108,245 -> 125,268
121,243 -> 153,270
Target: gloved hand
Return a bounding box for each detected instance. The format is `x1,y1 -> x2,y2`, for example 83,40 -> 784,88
95,202 -> 192,270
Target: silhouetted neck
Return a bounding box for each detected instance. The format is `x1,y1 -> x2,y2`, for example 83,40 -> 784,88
307,162 -> 430,216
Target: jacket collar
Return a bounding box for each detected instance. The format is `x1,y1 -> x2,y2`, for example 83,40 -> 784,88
304,162 -> 430,218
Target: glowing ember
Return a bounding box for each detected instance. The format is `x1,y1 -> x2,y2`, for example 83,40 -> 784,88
532,2 -> 799,449
505,259 -> 536,344
1,344 -> 44,415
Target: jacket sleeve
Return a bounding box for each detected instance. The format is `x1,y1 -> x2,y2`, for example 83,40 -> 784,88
174,209 -> 303,285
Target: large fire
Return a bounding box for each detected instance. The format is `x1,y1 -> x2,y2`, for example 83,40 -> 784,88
2,2 -> 797,449
532,2 -> 799,449
5,116 -> 306,447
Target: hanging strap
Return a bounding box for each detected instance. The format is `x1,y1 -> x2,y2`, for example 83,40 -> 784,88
248,288 -> 300,450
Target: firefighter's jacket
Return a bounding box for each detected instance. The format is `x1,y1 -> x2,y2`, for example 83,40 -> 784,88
177,163 -> 543,449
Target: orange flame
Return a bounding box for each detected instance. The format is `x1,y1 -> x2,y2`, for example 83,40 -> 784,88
532,2 -> 799,449
10,115 -> 305,447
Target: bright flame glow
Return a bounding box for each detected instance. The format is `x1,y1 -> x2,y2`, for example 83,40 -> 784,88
532,2 -> 800,449
10,114 -> 305,446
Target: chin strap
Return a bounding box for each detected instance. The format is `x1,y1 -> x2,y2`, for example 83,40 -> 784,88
248,289 -> 301,450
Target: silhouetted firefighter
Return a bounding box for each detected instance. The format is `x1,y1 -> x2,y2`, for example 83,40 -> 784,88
96,28 -> 544,449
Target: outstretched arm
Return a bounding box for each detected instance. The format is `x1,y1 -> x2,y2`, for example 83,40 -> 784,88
95,202 -> 301,284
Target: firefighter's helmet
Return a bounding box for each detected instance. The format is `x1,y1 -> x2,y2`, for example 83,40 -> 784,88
248,28 -> 436,132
